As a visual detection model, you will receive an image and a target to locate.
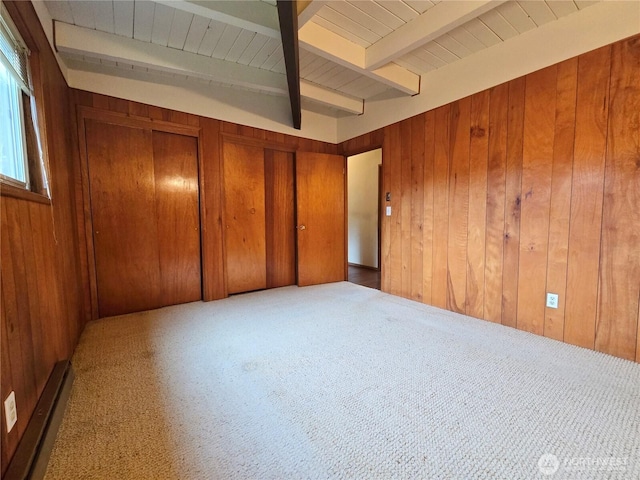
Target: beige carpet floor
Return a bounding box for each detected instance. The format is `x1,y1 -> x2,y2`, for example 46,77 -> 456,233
44,282 -> 640,479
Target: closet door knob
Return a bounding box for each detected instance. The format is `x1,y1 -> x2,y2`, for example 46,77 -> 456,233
297,225 -> 306,231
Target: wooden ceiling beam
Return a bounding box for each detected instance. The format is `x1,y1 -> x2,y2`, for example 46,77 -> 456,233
277,0 -> 301,129
155,0 -> 280,38
55,21 -> 362,116
365,0 -> 505,70
299,22 -> 420,95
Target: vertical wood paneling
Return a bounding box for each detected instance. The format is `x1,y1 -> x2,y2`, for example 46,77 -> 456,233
466,90 -> 489,319
502,77 -> 525,328
199,117 -> 226,300
385,122 -> 402,296
1,2 -> 86,472
484,84 -> 508,323
340,34 -> 640,364
265,149 -> 296,288
410,115 -> 425,301
400,119 -> 413,298
596,37 -> 640,361
517,66 -> 557,335
544,58 -> 578,341
447,98 -> 470,313
564,46 -> 611,350
431,105 -> 450,309
421,111 -> 435,304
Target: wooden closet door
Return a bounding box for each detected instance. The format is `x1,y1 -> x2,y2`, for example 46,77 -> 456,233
223,142 -> 267,294
87,120 -> 162,317
86,121 -> 201,317
296,152 -> 347,286
152,131 -> 201,305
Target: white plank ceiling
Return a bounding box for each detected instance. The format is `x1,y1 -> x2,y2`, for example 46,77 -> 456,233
45,0 -> 600,117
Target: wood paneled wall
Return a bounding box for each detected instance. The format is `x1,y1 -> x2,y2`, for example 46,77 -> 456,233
342,35 -> 640,363
72,91 -> 337,306
0,1 -> 86,473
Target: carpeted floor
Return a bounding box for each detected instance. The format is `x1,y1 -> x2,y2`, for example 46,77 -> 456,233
44,282 -> 639,479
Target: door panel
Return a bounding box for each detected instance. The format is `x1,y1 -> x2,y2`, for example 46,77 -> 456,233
87,120 -> 162,317
223,142 -> 267,294
296,152 -> 346,286
265,149 -> 296,288
152,131 -> 201,305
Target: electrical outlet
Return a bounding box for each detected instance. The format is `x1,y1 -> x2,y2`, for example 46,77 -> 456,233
4,391 -> 17,433
546,293 -> 559,309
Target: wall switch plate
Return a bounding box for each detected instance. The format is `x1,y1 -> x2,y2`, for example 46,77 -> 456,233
385,206 -> 391,216
546,293 -> 559,309
4,391 -> 17,433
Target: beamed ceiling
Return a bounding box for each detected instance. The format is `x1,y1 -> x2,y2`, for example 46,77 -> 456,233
44,1 -> 603,118
37,0 -> 639,139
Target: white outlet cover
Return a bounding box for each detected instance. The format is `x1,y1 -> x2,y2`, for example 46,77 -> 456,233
385,206 -> 391,216
546,293 -> 559,309
4,391 -> 17,433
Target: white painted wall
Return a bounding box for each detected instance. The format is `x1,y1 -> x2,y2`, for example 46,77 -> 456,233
348,149 -> 381,268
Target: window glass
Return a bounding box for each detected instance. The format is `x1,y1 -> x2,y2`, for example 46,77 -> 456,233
0,59 -> 27,185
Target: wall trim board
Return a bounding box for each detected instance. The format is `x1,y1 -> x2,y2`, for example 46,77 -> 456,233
337,1 -> 640,143
64,68 -> 338,144
3,361 -> 74,480
221,132 -> 298,153
78,106 -> 201,138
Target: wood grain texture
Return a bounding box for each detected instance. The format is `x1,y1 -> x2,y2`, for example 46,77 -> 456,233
86,121 -> 163,316
564,46 -> 611,350
484,84 -> 508,324
1,2 -> 86,472
502,77 -> 525,328
384,122 -> 402,295
421,111 -> 435,304
296,152 -> 346,286
410,115 -> 425,301
517,66 -> 557,335
400,119 -> 412,298
596,37 -> 640,361
544,58 -> 578,341
339,34 -> 640,363
152,131 -> 202,305
466,90 -> 489,319
431,105 -> 450,309
199,117 -> 226,300
223,141 -> 267,294
447,98 -> 470,314
265,149 -> 296,288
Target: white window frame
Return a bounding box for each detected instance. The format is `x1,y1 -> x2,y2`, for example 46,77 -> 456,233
0,3 -> 32,190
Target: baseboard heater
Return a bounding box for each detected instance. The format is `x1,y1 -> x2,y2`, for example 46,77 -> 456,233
4,360 -> 74,480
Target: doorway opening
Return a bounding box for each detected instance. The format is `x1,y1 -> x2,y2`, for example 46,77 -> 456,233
347,148 -> 382,290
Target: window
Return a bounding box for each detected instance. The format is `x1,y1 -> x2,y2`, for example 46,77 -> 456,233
0,5 -> 45,194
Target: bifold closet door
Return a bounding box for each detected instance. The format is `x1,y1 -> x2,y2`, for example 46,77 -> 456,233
86,120 -> 200,317
223,142 -> 267,294
296,152 -> 346,286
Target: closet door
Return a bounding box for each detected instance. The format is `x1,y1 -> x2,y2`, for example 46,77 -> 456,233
296,152 -> 347,286
152,131 -> 201,305
223,142 -> 267,294
86,120 -> 201,317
